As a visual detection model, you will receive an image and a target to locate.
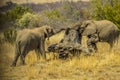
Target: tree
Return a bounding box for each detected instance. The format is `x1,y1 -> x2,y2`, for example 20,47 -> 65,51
16,12 -> 42,29
90,0 -> 120,29
0,5 -> 32,43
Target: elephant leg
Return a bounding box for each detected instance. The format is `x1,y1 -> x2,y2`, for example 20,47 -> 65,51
40,37 -> 46,60
11,52 -> 20,67
87,39 -> 92,51
109,43 -> 113,52
20,51 -> 28,65
35,49 -> 41,61
39,49 -> 46,60
11,44 -> 20,67
42,49 -> 46,60
20,55 -> 25,65
20,45 -> 28,65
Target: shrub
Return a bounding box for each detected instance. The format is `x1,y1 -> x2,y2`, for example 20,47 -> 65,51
16,12 -> 42,29
0,5 -> 32,26
44,9 -> 66,21
91,0 -> 120,29
1,5 -> 32,43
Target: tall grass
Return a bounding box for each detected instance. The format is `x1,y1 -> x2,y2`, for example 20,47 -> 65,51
0,31 -> 120,79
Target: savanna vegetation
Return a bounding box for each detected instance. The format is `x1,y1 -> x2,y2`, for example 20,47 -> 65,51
0,0 -> 120,80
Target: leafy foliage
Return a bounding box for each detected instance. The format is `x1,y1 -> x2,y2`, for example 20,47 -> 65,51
0,5 -> 31,26
44,10 -> 66,21
16,12 -> 41,29
6,5 -> 31,21
91,0 -> 120,29
0,5 -> 32,43
1,1 -> 90,43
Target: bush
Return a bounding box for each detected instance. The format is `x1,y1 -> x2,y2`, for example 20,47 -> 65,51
6,5 -> 31,21
44,9 -> 66,21
16,12 -> 42,29
91,0 -> 120,29
0,5 -> 32,26
1,5 -> 32,43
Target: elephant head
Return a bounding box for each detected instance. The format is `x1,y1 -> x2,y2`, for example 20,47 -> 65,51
75,20 -> 120,51
80,20 -> 97,36
44,25 -> 54,40
72,22 -> 86,34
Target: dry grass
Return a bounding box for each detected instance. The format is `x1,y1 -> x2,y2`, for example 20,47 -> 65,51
0,31 -> 120,80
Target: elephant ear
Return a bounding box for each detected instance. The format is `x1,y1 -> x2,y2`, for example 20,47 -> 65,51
82,21 -> 97,36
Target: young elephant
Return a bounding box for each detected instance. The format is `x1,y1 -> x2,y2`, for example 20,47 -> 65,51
11,25 -> 54,67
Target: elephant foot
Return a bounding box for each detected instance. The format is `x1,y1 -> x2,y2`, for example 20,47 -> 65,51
10,63 -> 16,67
94,50 -> 98,53
20,63 -> 26,66
21,64 -> 26,66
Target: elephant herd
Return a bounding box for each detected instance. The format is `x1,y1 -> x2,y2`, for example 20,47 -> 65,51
11,20 -> 119,67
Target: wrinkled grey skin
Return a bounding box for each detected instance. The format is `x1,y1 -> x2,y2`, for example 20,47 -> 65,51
77,20 -> 119,51
11,25 -> 54,67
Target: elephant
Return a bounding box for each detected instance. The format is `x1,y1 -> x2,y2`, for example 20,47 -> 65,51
11,25 -> 54,67
74,20 -> 119,51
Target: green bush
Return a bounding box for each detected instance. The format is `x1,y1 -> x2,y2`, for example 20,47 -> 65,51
1,5 -> 32,43
16,12 -> 42,29
44,9 -> 66,21
0,5 -> 32,26
91,0 -> 120,29
6,5 -> 31,21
